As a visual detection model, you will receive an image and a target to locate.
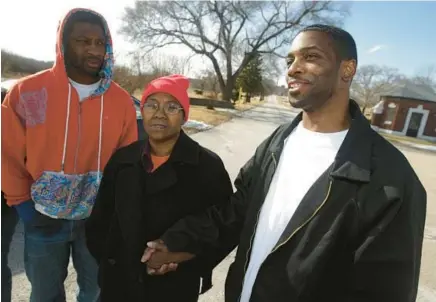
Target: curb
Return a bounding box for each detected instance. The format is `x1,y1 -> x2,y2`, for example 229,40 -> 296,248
391,140 -> 436,153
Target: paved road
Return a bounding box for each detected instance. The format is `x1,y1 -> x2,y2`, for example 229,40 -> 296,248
9,96 -> 436,301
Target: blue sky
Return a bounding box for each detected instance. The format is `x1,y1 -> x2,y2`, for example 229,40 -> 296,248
344,1 -> 436,77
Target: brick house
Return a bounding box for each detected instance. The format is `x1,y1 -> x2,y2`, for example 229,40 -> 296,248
371,82 -> 436,142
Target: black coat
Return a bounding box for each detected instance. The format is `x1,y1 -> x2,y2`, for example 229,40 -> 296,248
161,100 -> 427,302
86,131 -> 233,302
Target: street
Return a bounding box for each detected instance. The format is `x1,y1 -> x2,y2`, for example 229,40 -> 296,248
9,96 -> 436,301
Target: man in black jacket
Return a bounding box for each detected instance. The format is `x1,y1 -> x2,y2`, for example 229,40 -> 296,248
143,24 -> 427,302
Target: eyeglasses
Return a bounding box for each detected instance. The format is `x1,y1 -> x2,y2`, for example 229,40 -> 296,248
143,100 -> 183,115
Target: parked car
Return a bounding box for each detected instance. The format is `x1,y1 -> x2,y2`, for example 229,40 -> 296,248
131,95 -> 146,140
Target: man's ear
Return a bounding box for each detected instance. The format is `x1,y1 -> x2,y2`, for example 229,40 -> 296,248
342,60 -> 357,82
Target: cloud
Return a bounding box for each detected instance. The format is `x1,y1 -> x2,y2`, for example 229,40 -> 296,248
367,44 -> 387,54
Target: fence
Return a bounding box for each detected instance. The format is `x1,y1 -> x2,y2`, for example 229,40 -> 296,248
189,97 -> 235,109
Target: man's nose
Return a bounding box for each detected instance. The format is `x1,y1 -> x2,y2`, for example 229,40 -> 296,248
287,59 -> 304,77
87,41 -> 105,56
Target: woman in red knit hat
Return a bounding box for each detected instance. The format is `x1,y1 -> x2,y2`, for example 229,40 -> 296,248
86,75 -> 235,301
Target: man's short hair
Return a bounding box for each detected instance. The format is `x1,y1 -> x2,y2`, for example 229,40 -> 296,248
299,24 -> 358,66
62,11 -> 105,46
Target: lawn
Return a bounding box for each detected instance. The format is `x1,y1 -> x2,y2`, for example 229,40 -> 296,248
380,133 -> 436,146
183,106 -> 233,134
233,97 -> 262,111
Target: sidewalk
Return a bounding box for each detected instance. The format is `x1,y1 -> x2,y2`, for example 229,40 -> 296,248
392,140 -> 436,152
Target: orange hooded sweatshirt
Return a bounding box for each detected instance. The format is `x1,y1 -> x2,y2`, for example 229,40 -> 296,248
1,8 -> 138,210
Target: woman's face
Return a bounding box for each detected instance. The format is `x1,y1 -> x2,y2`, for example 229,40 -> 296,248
142,92 -> 184,142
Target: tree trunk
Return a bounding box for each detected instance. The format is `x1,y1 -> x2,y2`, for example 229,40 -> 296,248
222,78 -> 234,102
245,93 -> 251,103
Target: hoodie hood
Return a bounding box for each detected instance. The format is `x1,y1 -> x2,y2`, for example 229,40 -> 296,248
54,8 -> 114,96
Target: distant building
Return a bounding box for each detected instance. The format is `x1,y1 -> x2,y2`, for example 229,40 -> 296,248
371,81 -> 436,142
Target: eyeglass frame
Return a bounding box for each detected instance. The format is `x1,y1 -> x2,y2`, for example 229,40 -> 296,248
142,98 -> 184,116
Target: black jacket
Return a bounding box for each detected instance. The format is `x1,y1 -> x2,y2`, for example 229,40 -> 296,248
85,131 -> 233,302
161,101 -> 427,302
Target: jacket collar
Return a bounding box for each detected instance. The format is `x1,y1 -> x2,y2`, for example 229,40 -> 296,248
115,130 -> 200,169
270,100 -> 373,183
141,130 -> 200,171
331,100 -> 373,182
167,130 -> 200,165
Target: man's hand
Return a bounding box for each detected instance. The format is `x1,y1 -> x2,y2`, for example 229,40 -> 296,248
141,240 -> 195,275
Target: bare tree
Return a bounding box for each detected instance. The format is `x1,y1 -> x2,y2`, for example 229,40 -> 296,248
129,52 -> 144,76
113,65 -> 140,94
412,64 -> 436,90
1,50 -> 53,77
351,64 -> 401,113
113,50 -> 193,95
120,1 -> 349,101
262,53 -> 285,84
135,50 -> 193,77
201,70 -> 221,99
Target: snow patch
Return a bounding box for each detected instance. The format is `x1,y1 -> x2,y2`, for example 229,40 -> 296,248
184,119 -> 213,131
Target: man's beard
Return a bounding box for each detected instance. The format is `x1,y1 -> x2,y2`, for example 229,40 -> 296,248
288,87 -> 334,112
65,56 -> 101,78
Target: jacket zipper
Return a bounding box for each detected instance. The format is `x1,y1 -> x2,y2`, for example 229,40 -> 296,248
238,152 -> 278,302
238,205 -> 262,301
269,179 -> 333,254
271,152 -> 277,167
238,153 -> 333,301
73,103 -> 82,173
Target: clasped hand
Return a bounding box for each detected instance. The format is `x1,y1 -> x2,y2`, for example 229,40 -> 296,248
141,239 -> 195,275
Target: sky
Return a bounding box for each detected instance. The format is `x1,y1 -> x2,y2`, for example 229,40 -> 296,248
343,1 -> 436,78
1,0 -> 435,85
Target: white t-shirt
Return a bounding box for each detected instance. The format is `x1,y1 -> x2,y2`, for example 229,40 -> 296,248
69,78 -> 101,102
239,122 -> 348,302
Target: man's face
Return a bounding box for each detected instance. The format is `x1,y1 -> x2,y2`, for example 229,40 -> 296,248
142,92 -> 184,142
65,22 -> 106,77
286,31 -> 340,111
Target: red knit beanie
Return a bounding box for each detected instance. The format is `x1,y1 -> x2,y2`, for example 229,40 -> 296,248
140,74 -> 190,121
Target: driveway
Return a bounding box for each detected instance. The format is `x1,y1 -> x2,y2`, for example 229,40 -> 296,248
9,96 -> 436,301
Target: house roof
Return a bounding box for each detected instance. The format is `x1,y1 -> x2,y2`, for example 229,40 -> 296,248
381,81 -> 436,103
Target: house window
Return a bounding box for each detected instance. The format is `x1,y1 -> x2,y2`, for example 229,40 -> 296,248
384,103 -> 397,125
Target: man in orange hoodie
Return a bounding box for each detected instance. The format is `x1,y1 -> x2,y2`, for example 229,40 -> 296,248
1,8 -> 138,302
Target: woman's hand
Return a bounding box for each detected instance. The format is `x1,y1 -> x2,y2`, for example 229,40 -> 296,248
142,240 -> 195,275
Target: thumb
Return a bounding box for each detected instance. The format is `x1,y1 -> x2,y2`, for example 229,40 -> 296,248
147,240 -> 168,252
141,247 -> 155,263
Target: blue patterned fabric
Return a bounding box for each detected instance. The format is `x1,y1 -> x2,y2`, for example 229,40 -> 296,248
31,171 -> 102,220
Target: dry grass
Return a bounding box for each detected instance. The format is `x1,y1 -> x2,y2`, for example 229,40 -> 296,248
183,106 -> 233,134
381,133 -> 436,146
234,97 -> 262,111
189,105 -> 232,125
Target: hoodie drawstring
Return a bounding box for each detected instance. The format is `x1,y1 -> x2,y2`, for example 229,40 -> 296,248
61,84 -> 103,177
